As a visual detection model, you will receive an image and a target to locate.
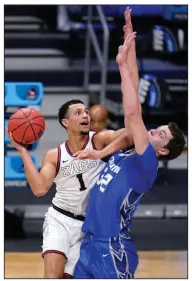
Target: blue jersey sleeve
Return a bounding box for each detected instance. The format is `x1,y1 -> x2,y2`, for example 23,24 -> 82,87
136,142 -> 158,171
129,143 -> 158,193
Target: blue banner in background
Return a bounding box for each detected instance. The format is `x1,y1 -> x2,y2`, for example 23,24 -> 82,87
68,5 -> 188,19
138,74 -> 162,108
163,5 -> 188,21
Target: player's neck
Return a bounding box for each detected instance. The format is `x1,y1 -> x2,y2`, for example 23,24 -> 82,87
67,134 -> 89,154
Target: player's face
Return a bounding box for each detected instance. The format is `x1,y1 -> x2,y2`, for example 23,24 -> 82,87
64,104 -> 90,134
148,125 -> 173,156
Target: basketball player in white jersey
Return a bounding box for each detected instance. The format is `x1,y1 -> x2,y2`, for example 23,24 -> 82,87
8,99 -> 135,278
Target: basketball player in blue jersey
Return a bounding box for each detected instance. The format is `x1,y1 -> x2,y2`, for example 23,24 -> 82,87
73,20 -> 186,280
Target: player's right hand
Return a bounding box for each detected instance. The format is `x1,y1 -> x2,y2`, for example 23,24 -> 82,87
73,148 -> 103,160
6,128 -> 28,154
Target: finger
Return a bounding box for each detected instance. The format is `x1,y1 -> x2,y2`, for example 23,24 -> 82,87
132,32 -> 137,40
73,150 -> 82,157
125,7 -> 130,14
123,25 -> 128,35
8,131 -> 14,141
125,8 -> 131,21
126,37 -> 135,49
118,45 -> 123,52
82,152 -> 89,157
127,32 -> 136,44
75,153 -> 85,158
123,25 -> 127,32
77,154 -> 87,160
78,150 -> 89,156
123,34 -> 135,51
124,34 -> 131,46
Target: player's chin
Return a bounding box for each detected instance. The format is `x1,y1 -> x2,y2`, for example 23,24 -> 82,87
80,128 -> 90,135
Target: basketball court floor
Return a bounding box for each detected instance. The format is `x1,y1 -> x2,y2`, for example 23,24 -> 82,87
5,251 -> 187,278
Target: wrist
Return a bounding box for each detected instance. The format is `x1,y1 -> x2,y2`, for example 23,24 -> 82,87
119,63 -> 128,69
20,148 -> 29,157
99,150 -> 105,159
120,68 -> 131,83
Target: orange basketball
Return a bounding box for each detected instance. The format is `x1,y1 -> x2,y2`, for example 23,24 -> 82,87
8,108 -> 45,145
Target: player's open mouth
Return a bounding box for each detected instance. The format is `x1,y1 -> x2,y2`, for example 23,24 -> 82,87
150,130 -> 157,137
80,122 -> 89,127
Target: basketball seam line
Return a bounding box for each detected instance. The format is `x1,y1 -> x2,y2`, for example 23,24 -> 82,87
19,109 -> 36,142
29,123 -> 44,129
9,120 -> 30,134
18,108 -> 33,118
30,124 -> 37,142
9,116 -> 44,121
21,124 -> 31,144
9,116 -> 44,135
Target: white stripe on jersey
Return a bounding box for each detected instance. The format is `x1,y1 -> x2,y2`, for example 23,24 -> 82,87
52,131 -> 106,216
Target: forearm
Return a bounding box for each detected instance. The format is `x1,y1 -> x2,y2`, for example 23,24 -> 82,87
119,65 -> 140,118
128,44 -> 139,92
100,130 -> 133,158
20,151 -> 48,196
126,24 -> 139,93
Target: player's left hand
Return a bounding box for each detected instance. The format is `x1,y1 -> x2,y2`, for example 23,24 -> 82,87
73,148 -> 103,160
116,32 -> 136,66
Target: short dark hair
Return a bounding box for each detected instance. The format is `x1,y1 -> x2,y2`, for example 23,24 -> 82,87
58,100 -> 84,128
159,122 -> 186,161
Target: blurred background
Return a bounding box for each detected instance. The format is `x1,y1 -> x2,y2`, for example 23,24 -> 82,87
4,4 -> 187,278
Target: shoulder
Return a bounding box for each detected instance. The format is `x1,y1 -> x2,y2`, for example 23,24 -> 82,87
93,129 -> 116,150
142,142 -> 157,159
43,148 -> 58,166
136,143 -> 158,173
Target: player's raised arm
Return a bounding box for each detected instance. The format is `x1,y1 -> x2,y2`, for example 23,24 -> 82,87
7,132 -> 56,196
117,33 -> 149,155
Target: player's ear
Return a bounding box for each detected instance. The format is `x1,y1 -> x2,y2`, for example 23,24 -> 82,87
157,148 -> 169,157
62,118 -> 69,129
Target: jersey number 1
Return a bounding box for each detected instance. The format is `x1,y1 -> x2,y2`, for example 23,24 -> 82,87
76,173 -> 87,191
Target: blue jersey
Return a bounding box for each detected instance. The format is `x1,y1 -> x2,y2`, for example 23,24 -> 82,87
82,143 -> 158,238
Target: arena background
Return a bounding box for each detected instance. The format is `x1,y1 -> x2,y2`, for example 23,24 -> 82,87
4,4 -> 188,278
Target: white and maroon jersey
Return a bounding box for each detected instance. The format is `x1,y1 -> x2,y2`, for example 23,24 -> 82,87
52,131 -> 106,216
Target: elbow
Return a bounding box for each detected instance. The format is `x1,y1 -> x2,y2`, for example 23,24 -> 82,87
123,131 -> 133,147
33,191 -> 46,197
31,185 -> 48,197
